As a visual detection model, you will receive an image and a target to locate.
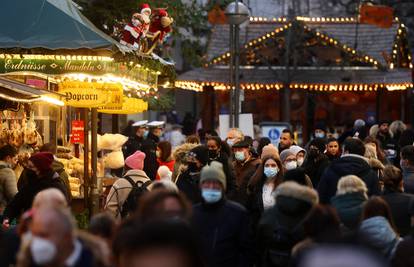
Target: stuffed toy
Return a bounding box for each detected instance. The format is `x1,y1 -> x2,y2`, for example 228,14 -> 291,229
148,9 -> 173,44
120,12 -> 150,49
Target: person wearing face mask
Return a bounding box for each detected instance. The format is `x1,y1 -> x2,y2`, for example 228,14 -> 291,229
156,141 -> 175,180
400,145 -> 414,194
16,206 -> 110,267
0,145 -> 18,215
138,121 -> 165,180
280,149 -> 298,171
207,136 -> 236,199
3,152 -> 69,224
123,120 -> 149,158
226,128 -> 244,148
313,122 -> 328,140
247,155 -> 284,231
192,161 -> 253,267
303,138 -> 330,187
176,145 -> 209,204
232,140 -> 261,208
289,145 -> 307,167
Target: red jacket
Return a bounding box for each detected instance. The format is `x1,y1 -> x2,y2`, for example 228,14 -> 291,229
156,159 -> 175,180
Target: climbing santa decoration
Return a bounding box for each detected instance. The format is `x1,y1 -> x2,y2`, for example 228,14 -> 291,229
120,3 -> 174,55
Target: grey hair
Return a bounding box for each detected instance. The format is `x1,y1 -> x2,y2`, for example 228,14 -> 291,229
337,175 -> 368,199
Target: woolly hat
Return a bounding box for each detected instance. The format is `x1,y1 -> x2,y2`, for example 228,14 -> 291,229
188,146 -> 209,166
200,161 -> 226,190
354,119 -> 366,128
309,138 -> 327,153
280,149 -> 295,163
125,151 -> 146,170
29,152 -> 54,174
261,144 -> 279,159
157,165 -> 172,180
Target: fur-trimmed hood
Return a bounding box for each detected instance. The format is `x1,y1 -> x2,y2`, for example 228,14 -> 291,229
368,158 -> 385,170
275,181 -> 319,205
173,143 -> 198,164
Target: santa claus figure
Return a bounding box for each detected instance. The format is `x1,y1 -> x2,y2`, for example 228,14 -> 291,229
138,3 -> 152,36
120,12 -> 150,49
148,9 -> 174,44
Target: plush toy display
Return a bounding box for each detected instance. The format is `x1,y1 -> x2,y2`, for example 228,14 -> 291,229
148,9 -> 173,44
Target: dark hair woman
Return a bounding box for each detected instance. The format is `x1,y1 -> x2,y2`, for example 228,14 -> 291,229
156,141 -> 175,180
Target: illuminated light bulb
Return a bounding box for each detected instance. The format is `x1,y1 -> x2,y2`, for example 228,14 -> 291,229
390,63 -> 395,69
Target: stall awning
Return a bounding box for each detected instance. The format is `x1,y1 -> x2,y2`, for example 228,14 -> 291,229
0,77 -> 63,105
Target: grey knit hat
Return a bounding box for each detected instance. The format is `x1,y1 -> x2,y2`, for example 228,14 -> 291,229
200,161 -> 226,190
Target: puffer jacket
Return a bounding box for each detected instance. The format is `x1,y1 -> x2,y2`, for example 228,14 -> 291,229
359,216 -> 401,259
318,154 -> 380,204
331,192 -> 366,230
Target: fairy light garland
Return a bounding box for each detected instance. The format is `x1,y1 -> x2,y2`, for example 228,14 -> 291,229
175,81 -> 413,92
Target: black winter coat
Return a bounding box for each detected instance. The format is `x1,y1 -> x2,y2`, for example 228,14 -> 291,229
209,152 -> 237,198
3,170 -> 69,221
382,189 -> 414,236
192,199 -> 253,267
317,155 -> 380,204
176,170 -> 202,204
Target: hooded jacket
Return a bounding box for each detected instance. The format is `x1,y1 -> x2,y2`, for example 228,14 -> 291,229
331,192 -> 367,230
359,216 -> 401,259
257,182 -> 318,267
104,169 -> 151,219
317,155 -> 380,204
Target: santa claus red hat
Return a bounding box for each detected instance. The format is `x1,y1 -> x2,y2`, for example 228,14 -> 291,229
140,3 -> 151,16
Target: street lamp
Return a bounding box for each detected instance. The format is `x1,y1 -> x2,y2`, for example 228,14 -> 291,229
225,1 -> 249,128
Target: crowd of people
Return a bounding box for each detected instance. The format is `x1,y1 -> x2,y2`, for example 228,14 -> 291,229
1,119 -> 414,267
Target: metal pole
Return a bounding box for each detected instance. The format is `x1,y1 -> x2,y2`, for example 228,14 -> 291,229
90,108 -> 99,215
234,24 -> 240,128
229,24 -> 235,128
82,109 -> 89,209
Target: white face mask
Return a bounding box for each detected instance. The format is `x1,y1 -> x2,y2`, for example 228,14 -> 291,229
227,139 -> 235,147
285,161 -> 297,170
30,236 -> 57,265
297,158 -> 304,167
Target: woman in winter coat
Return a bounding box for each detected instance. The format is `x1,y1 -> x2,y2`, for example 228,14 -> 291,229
247,155 -> 284,230
381,165 -> 414,236
331,175 -> 368,232
171,143 -> 198,182
364,136 -> 388,165
156,141 -> 175,179
359,196 -> 401,259
257,182 -> 319,267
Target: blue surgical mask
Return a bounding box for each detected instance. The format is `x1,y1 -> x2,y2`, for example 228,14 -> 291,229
227,139 -> 235,147
315,132 -> 325,138
143,130 -> 149,139
201,189 -> 222,203
264,167 -> 278,178
235,151 -> 245,162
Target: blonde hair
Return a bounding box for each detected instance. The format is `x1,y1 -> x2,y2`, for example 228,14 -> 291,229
390,120 -> 407,137
32,188 -> 68,209
336,175 -> 368,199
227,128 -> 244,141
369,124 -> 379,137
364,143 -> 377,160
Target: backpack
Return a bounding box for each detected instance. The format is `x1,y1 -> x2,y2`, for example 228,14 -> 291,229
120,176 -> 152,218
265,219 -> 305,267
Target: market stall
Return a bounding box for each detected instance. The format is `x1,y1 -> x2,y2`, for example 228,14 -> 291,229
0,0 -> 175,215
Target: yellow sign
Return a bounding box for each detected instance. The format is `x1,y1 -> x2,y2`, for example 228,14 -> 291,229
99,96 -> 148,114
58,81 -> 123,108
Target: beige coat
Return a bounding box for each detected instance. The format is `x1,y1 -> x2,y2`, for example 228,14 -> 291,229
0,161 -> 17,210
104,169 -> 151,219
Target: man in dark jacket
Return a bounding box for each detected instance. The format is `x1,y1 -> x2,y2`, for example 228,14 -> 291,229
192,161 -> 253,267
317,137 -> 380,204
303,138 -> 329,187
232,139 -> 261,207
3,152 -> 69,223
176,145 -> 209,203
376,121 -> 398,163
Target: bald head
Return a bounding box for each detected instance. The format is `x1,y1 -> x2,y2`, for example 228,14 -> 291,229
32,188 -> 67,209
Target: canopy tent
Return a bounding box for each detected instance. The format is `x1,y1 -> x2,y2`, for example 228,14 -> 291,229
0,0 -> 118,50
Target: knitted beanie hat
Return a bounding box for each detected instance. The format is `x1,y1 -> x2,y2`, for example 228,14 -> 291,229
261,144 -> 279,159
29,152 -> 54,175
125,151 -> 146,170
200,161 -> 226,190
